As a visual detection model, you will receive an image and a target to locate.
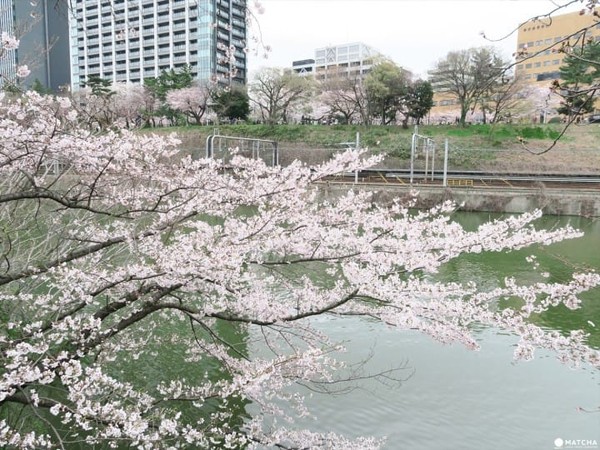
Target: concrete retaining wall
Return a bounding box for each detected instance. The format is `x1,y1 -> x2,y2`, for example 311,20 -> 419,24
319,183 -> 600,217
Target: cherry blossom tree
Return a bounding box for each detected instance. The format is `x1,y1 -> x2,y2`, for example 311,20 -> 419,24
112,82 -> 147,128
0,2 -> 599,444
70,79 -> 147,130
299,95 -> 331,124
0,32 -> 31,88
475,73 -> 529,124
0,85 -> 599,449
166,83 -> 212,125
516,83 -> 562,123
317,73 -> 367,125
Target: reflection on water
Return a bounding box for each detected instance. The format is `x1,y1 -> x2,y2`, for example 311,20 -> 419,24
299,320 -> 599,450
278,212 -> 600,450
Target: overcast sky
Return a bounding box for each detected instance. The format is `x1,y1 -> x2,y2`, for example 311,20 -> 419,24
246,0 -> 584,79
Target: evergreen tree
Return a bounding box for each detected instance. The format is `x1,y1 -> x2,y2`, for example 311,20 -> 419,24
82,74 -> 114,97
406,80 -> 434,125
213,86 -> 250,122
557,42 -> 600,118
30,79 -> 53,95
364,60 -> 410,125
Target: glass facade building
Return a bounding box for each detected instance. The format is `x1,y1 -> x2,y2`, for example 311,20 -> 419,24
69,0 -> 247,90
0,0 -> 70,91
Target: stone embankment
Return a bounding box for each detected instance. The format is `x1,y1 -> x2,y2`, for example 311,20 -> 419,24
275,145 -> 600,218
319,183 -> 600,218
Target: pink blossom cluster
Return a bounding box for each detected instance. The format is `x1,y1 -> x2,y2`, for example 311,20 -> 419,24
0,32 -> 19,51
0,91 -> 598,449
0,32 -> 30,82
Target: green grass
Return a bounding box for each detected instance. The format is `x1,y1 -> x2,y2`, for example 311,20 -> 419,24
441,123 -> 561,140
144,121 -> 595,171
153,122 -> 565,148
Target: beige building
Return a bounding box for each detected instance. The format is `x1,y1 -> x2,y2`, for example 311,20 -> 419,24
429,8 -> 600,123
515,8 -> 600,84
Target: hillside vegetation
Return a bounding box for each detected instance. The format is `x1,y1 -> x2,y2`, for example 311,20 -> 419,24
147,122 -> 600,174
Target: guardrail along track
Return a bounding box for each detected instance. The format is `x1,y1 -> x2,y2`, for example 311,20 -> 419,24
325,169 -> 600,189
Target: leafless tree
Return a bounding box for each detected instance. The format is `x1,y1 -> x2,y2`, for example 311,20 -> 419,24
249,68 -> 314,124
429,47 -> 508,126
318,72 -> 367,124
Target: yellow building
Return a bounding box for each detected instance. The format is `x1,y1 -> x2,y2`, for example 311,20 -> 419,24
428,8 -> 600,123
515,8 -> 600,84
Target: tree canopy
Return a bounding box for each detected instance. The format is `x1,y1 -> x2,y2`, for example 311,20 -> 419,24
428,47 -> 508,126
212,85 -> 251,122
249,68 -> 314,124
405,79 -> 434,125
361,61 -> 434,127
556,41 -> 600,118
364,61 -> 411,125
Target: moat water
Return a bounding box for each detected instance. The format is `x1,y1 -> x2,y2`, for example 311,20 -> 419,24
271,212 -> 600,450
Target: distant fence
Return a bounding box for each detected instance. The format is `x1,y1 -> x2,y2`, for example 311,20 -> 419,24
205,134 -> 279,166
409,126 -> 453,186
410,128 -> 436,184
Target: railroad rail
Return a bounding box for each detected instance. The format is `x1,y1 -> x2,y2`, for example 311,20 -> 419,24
326,169 -> 600,189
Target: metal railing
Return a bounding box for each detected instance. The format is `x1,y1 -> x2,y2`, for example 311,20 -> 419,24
410,126 -> 436,184
205,134 -> 279,166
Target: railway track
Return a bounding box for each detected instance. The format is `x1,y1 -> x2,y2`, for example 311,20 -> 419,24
326,169 -> 600,189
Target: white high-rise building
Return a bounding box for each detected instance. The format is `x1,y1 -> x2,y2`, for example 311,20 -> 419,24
292,42 -> 380,81
68,0 -> 247,90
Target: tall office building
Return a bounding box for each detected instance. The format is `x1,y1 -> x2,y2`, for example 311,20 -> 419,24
68,0 -> 247,90
0,0 -> 70,91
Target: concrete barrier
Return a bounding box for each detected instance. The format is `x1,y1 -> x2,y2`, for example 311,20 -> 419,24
319,183 -> 600,217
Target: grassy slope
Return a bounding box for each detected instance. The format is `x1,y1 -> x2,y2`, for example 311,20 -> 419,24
146,122 -> 600,174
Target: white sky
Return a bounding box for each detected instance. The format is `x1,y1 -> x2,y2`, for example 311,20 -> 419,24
246,0 -> 584,79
